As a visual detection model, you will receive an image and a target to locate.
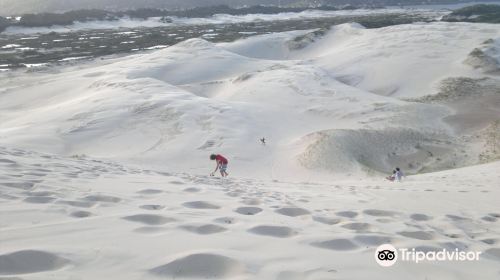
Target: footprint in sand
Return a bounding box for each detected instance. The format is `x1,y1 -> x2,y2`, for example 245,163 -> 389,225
70,211 -> 93,218
225,191 -> 242,198
313,216 -> 341,225
444,233 -> 462,239
137,189 -> 163,195
275,207 -> 310,217
183,187 -> 201,193
248,225 -> 297,238
341,222 -> 371,231
375,218 -> 395,223
149,253 -> 245,279
312,239 -> 359,251
0,250 -> 70,275
235,207 -> 262,216
363,209 -> 399,217
123,214 -> 176,225
0,159 -> 16,164
0,194 -> 19,200
410,213 -> 433,221
481,239 -> 497,245
23,172 -> 47,177
398,231 -> 435,240
335,211 -> 358,218
83,71 -> 106,78
180,224 -> 227,235
1,182 -> 35,190
57,200 -> 96,208
213,217 -> 238,225
240,198 -> 261,205
83,194 -> 121,203
446,214 -> 469,221
183,201 -> 221,210
23,196 -> 56,204
481,216 -> 497,222
25,191 -> 57,197
170,180 -> 186,185
140,205 -> 165,210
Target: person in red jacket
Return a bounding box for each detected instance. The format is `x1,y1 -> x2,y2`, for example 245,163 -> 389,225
210,154 -> 229,177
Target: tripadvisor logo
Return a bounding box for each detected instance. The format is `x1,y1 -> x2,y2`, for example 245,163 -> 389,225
375,244 -> 481,267
375,244 -> 398,267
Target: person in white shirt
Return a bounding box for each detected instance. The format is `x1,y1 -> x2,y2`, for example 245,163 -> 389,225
394,167 -> 404,182
386,167 -> 404,182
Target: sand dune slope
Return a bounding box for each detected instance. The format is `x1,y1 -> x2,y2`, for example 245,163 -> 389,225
0,146 -> 499,279
1,22 -> 499,178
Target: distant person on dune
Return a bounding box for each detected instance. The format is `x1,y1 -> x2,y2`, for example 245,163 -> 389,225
210,154 -> 229,177
395,167 -> 404,182
386,167 -> 404,182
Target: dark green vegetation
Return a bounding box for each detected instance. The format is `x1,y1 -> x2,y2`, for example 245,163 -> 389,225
442,4 -> 500,23
0,13 -> 432,70
18,10 -> 118,27
3,6 -> 341,29
2,0 -> 498,16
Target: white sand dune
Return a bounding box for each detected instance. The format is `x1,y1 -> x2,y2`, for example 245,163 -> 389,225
0,20 -> 500,279
2,22 -> 499,178
0,146 -> 499,279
